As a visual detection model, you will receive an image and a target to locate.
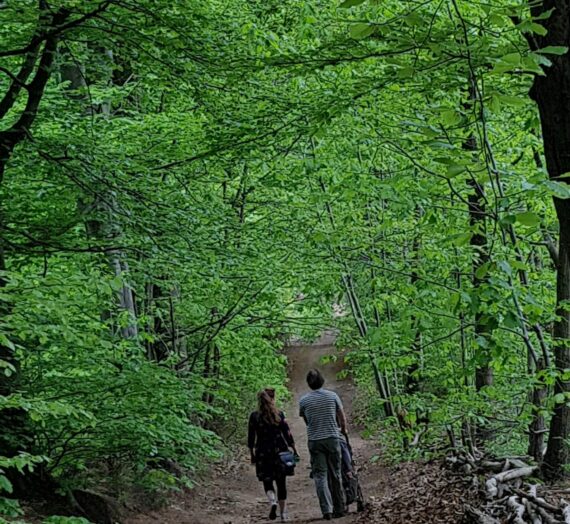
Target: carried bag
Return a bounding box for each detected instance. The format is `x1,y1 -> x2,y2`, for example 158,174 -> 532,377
277,424 -> 296,476
278,450 -> 296,476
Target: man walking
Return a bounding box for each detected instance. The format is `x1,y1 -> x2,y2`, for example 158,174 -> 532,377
299,368 -> 347,520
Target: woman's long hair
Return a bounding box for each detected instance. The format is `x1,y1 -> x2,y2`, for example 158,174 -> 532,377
257,388 -> 281,426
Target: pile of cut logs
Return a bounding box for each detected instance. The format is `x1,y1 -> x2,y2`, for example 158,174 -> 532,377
446,452 -> 570,523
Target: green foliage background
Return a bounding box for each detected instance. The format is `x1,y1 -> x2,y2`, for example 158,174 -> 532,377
1,0 -> 569,518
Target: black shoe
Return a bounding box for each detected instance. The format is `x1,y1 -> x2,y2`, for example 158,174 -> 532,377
332,510 -> 347,519
323,514 -> 332,521
269,504 -> 277,520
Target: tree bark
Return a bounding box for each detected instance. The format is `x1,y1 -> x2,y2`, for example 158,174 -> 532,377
0,4 -> 71,459
543,202 -> 570,478
406,206 -> 422,393
462,72 -> 493,393
528,358 -> 547,462
526,0 -> 570,480
69,48 -> 139,340
467,155 -> 493,393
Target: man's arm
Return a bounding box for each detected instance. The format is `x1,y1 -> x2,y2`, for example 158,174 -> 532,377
336,406 -> 348,434
334,393 -> 348,434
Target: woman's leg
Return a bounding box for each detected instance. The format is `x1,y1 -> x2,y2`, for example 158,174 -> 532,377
276,476 -> 287,518
263,480 -> 278,520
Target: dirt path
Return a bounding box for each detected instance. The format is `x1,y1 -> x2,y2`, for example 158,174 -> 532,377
126,337 -> 388,523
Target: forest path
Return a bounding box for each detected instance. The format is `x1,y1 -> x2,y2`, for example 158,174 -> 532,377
126,335 -> 388,523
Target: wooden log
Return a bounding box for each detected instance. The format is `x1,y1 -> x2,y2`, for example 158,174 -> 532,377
480,460 -> 504,472
561,499 -> 570,524
493,466 -> 538,484
486,477 -> 498,499
507,495 -> 526,524
537,506 -> 564,524
497,482 -> 509,499
465,505 -> 501,524
510,458 -> 531,469
513,488 -> 560,513
523,497 -> 543,524
471,475 -> 480,490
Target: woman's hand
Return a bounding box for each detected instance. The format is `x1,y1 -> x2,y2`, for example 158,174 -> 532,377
292,447 -> 300,463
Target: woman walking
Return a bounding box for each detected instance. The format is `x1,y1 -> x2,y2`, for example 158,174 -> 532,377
248,388 -> 297,521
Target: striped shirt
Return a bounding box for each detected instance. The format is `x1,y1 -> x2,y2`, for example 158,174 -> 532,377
299,388 -> 343,441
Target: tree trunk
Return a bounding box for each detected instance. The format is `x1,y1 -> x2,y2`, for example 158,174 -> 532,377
463,72 -> 493,393
528,359 -> 548,462
65,49 -> 139,341
526,0 -> 570,480
145,282 -> 170,361
406,206 -> 422,393
0,5 -> 70,460
468,159 -> 493,393
543,202 -> 570,477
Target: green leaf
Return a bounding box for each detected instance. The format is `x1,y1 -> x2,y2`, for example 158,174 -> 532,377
446,164 -> 466,177
441,109 -> 461,126
425,140 -> 454,150
404,12 -> 422,26
475,262 -> 490,280
0,497 -> 22,518
498,260 -> 512,276
0,476 -> 12,495
0,335 -> 15,351
489,13 -> 508,27
500,214 -> 516,227
497,95 -> 527,108
452,232 -> 472,247
368,327 -> 382,346
515,211 -> 540,226
503,311 -> 519,329
397,66 -> 414,79
109,276 -> 124,292
499,53 -> 522,65
545,180 -> 570,199
537,46 -> 569,56
339,0 -> 366,7
533,8 -> 555,20
349,23 -> 375,39
528,22 -> 548,36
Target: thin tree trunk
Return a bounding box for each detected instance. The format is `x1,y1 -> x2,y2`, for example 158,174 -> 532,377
65,49 -> 139,340
528,359 -> 548,462
406,206 -> 423,393
312,159 -> 395,417
463,73 -> 493,393
468,172 -> 493,392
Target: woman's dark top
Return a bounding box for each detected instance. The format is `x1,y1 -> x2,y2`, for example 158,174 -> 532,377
248,410 -> 295,481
